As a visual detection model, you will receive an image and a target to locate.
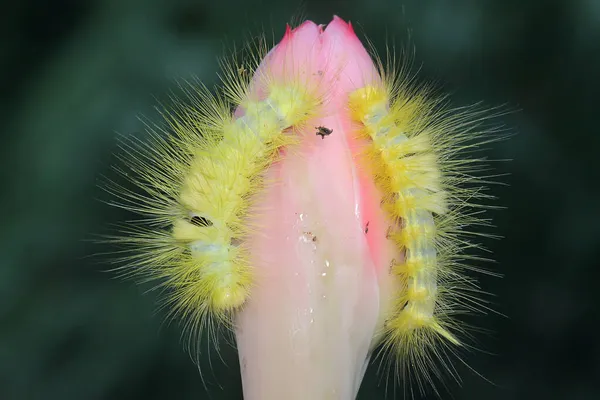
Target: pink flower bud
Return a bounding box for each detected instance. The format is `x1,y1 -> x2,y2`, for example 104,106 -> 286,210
236,16 -> 400,399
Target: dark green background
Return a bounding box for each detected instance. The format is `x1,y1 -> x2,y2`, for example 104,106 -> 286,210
2,0 -> 599,399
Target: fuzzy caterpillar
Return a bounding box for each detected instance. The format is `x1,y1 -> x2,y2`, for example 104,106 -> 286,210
173,83 -> 318,312
106,38 -> 324,334
349,85 -> 453,338
348,77 -> 502,394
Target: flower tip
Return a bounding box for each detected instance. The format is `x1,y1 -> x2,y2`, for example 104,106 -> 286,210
331,15 -> 345,24
283,23 -> 293,40
326,15 -> 358,40
295,19 -> 320,33
347,20 -> 355,34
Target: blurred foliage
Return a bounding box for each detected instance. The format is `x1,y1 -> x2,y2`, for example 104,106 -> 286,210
1,0 -> 599,399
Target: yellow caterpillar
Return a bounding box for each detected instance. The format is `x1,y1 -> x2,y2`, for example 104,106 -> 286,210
106,37 -> 324,335
348,71 -> 504,394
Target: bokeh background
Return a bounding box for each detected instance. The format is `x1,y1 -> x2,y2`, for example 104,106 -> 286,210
2,0 -> 599,399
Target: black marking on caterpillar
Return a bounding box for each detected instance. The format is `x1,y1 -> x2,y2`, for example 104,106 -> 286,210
190,215 -> 212,227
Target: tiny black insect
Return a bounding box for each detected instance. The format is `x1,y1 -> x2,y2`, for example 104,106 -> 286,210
315,126 -> 333,139
365,221 -> 370,234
